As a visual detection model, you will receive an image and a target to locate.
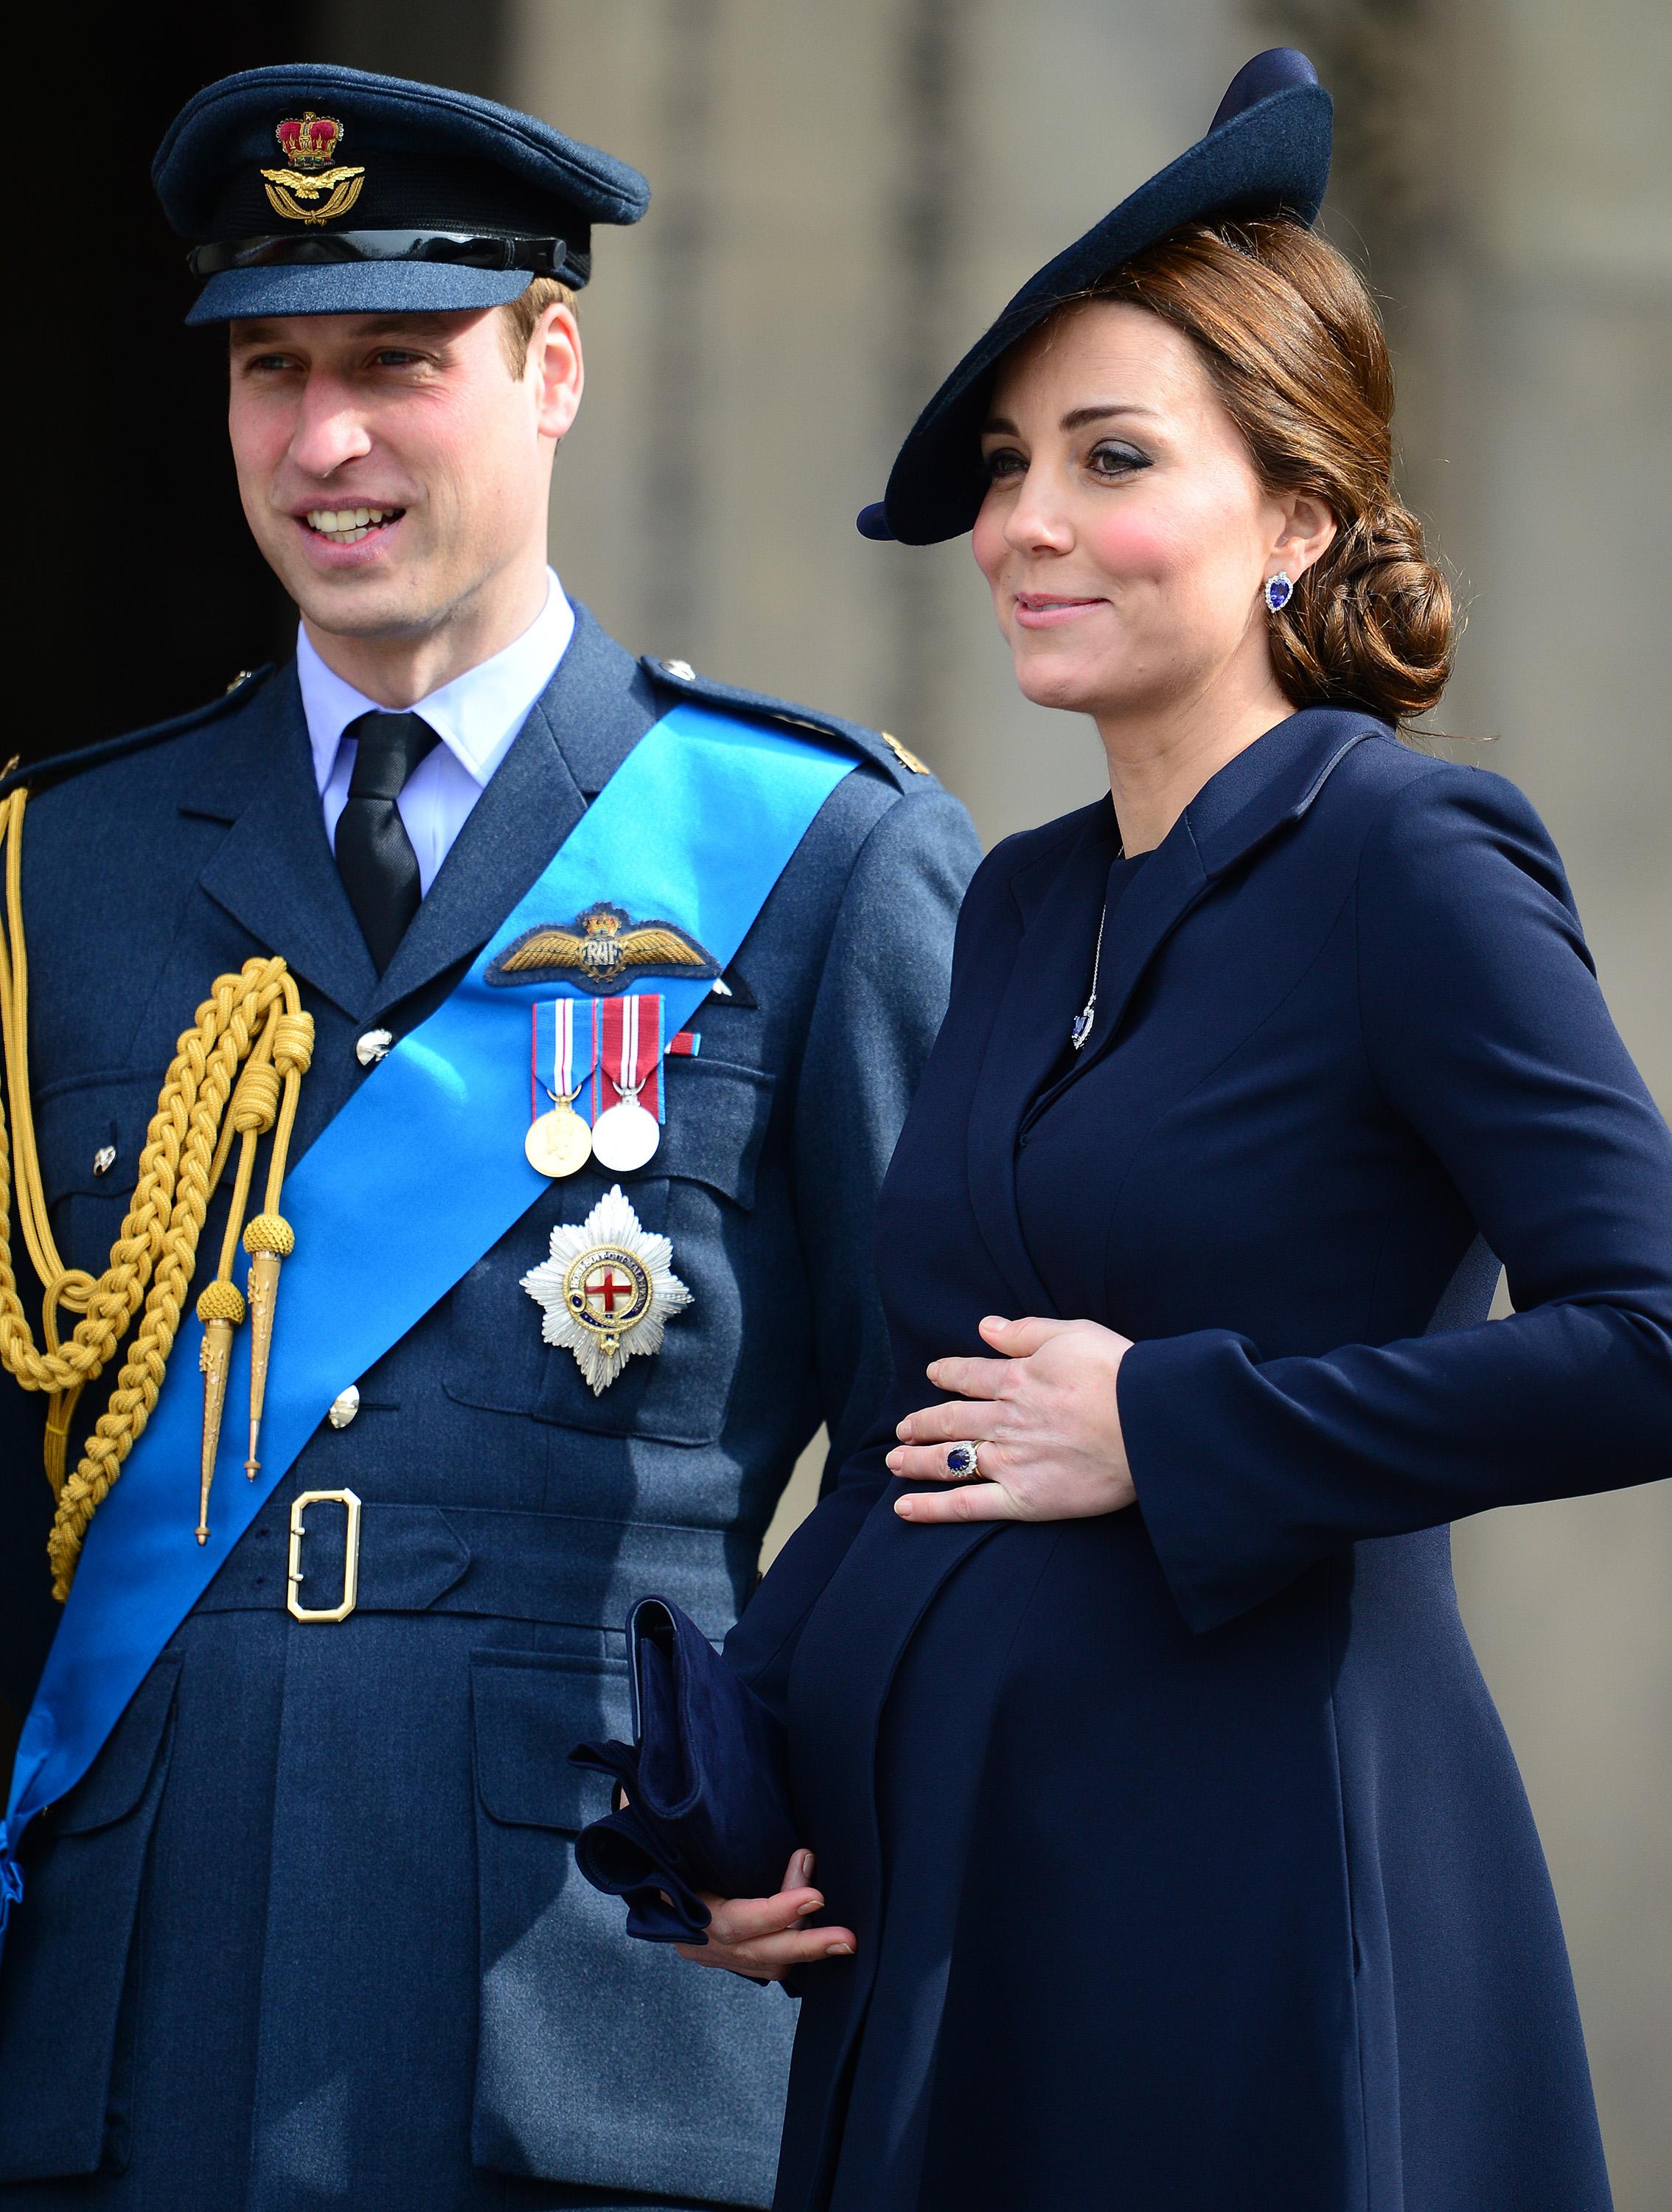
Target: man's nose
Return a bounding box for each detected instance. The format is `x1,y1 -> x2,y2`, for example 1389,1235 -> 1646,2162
287,375 -> 375,479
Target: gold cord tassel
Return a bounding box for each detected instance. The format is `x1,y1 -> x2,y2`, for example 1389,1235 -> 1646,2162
243,1008 -> 311,1478
243,1214 -> 295,1478
194,1281 -> 246,1540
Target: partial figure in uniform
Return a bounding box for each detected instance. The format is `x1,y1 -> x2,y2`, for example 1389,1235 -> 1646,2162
667,52 -> 1672,2211
0,63 -> 979,2212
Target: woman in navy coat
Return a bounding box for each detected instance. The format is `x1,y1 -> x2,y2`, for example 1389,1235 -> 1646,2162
677,54 -> 1672,2211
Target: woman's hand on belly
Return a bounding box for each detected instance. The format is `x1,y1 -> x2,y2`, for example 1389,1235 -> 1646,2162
887,1315 -> 1137,1525
672,1850 -> 857,1982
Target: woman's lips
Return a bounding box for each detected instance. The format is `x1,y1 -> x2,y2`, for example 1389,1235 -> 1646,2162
1012,594 -> 1107,630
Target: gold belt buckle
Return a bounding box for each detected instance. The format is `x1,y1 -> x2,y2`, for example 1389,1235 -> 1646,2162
287,1488 -> 362,1623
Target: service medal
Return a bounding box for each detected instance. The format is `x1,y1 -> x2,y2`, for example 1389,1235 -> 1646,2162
526,999 -> 597,1179
520,1184 -> 693,1394
525,1105 -> 592,1178
592,993 -> 663,1171
589,1099 -> 661,1172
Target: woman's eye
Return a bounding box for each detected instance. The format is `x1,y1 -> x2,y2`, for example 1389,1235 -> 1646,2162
983,448 -> 1026,482
1087,441 -> 1149,478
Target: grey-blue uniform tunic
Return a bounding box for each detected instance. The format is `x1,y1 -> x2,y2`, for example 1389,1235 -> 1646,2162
0,604 -> 980,2211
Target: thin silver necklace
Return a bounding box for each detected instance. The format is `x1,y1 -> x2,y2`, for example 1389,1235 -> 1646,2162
1070,846 -> 1123,1051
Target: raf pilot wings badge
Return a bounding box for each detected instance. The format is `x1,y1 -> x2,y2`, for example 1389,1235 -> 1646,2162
486,902 -> 721,994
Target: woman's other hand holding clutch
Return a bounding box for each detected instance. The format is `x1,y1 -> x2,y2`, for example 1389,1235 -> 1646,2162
674,1850 -> 857,1981
888,1315 -> 1136,1523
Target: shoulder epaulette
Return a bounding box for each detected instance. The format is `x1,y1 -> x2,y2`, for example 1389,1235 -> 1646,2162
0,666 -> 276,801
638,654 -> 938,795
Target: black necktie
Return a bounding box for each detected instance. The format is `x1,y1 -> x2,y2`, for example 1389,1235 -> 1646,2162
334,712 -> 440,973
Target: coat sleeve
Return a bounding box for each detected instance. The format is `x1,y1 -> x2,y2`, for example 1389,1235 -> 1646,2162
789,781 -> 981,1478
728,793 -> 985,1703
1121,765 -> 1672,1634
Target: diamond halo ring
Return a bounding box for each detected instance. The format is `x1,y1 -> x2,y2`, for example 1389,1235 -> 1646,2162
944,1441 -> 982,1481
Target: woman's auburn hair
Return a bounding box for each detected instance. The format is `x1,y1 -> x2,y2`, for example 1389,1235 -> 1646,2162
1088,218 -> 1456,726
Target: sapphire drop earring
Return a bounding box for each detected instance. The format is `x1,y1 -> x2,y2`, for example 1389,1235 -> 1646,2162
1264,572 -> 1294,613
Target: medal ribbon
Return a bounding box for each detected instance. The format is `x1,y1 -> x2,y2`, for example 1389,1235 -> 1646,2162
532,998 -> 599,1126
602,993 -> 665,1121
1,699 -> 857,1935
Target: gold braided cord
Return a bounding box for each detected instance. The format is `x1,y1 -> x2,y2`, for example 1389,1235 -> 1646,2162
0,786 -> 313,1599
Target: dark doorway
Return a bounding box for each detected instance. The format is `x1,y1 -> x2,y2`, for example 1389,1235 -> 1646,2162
20,1 -> 504,768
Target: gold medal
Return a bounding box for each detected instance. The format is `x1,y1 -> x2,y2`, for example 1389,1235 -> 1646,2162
525,1102 -> 592,1178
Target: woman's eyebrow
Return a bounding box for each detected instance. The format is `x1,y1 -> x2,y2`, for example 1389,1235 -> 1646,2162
980,403 -> 1159,438
1059,403 -> 1157,431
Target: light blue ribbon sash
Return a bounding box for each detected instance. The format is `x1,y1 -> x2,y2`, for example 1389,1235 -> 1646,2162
0,701 -> 854,1926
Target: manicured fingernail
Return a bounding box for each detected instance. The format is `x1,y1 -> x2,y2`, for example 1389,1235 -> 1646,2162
886,1449 -> 904,1470
798,1851 -> 816,1880
795,1896 -> 823,1916
825,1941 -> 855,1957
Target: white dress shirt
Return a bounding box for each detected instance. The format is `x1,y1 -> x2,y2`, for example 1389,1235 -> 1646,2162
297,568 -> 576,895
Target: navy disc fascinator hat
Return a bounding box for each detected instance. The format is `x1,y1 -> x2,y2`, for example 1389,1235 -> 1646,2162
153,63 -> 650,325
857,48 -> 1331,546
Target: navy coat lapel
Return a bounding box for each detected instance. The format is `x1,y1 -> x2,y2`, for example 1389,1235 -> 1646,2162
371,605 -> 658,1018
187,664 -> 379,1020
964,805 -> 1112,1315
1048,708 -> 1384,1097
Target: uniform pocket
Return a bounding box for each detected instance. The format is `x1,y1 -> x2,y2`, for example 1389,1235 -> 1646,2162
0,1652 -> 183,2181
469,1649 -> 790,2208
444,1057 -> 776,1447
31,1071 -> 163,1284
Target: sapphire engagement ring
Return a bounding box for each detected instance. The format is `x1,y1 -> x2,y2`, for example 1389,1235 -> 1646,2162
944,1441 -> 982,1479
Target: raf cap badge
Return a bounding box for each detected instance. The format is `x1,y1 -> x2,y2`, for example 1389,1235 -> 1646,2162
487,902 -> 720,995
261,113 -> 366,226
522,1185 -> 692,1394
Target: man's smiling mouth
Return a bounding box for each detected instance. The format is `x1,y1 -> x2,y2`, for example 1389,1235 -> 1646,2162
303,506 -> 405,546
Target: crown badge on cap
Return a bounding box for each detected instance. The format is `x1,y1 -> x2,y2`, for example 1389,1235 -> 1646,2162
261,111 -> 365,226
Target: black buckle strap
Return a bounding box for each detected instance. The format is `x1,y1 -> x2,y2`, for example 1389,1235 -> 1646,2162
189,229 -> 590,286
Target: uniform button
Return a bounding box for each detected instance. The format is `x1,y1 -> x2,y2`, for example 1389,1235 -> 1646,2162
327,1385 -> 360,1430
92,1144 -> 117,1176
660,658 -> 697,682
356,1029 -> 393,1068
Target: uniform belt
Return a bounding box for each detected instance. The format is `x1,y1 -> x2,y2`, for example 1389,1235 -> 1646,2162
192,1503 -> 744,1641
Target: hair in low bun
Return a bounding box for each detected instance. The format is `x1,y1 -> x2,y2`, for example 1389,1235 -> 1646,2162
1090,219 -> 1457,726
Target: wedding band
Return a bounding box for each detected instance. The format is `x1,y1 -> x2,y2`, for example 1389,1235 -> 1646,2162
944,1441 -> 981,1480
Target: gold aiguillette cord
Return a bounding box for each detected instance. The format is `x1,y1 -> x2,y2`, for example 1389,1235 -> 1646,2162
0,784 -> 314,1596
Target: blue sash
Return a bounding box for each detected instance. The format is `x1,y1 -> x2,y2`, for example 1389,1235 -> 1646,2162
0,701 -> 854,1930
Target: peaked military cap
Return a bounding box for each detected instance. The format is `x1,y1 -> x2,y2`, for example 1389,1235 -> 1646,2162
153,62 -> 650,324
857,48 -> 1331,546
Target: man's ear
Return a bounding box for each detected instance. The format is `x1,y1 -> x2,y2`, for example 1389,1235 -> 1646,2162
532,303 -> 583,442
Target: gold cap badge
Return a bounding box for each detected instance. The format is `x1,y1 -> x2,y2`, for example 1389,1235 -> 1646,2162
262,112 -> 366,227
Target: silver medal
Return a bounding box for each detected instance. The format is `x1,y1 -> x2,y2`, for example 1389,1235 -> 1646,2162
589,1098 -> 661,1172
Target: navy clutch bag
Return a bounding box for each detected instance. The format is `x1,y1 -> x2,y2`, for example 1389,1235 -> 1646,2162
569,1596 -> 798,1944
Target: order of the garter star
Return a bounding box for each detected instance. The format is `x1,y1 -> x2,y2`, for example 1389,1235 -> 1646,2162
521,1185 -> 693,1394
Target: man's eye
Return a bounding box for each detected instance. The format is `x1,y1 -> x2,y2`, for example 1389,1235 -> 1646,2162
1087,441 -> 1149,477
241,355 -> 296,375
983,448 -> 1026,481
372,350 -> 427,369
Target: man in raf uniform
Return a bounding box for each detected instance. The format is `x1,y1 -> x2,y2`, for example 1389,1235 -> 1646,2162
0,63 -> 978,2212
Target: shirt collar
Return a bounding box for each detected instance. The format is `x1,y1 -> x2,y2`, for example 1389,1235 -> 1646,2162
296,568 -> 576,796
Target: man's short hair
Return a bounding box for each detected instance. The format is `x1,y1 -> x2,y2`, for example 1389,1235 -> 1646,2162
500,278 -> 577,376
